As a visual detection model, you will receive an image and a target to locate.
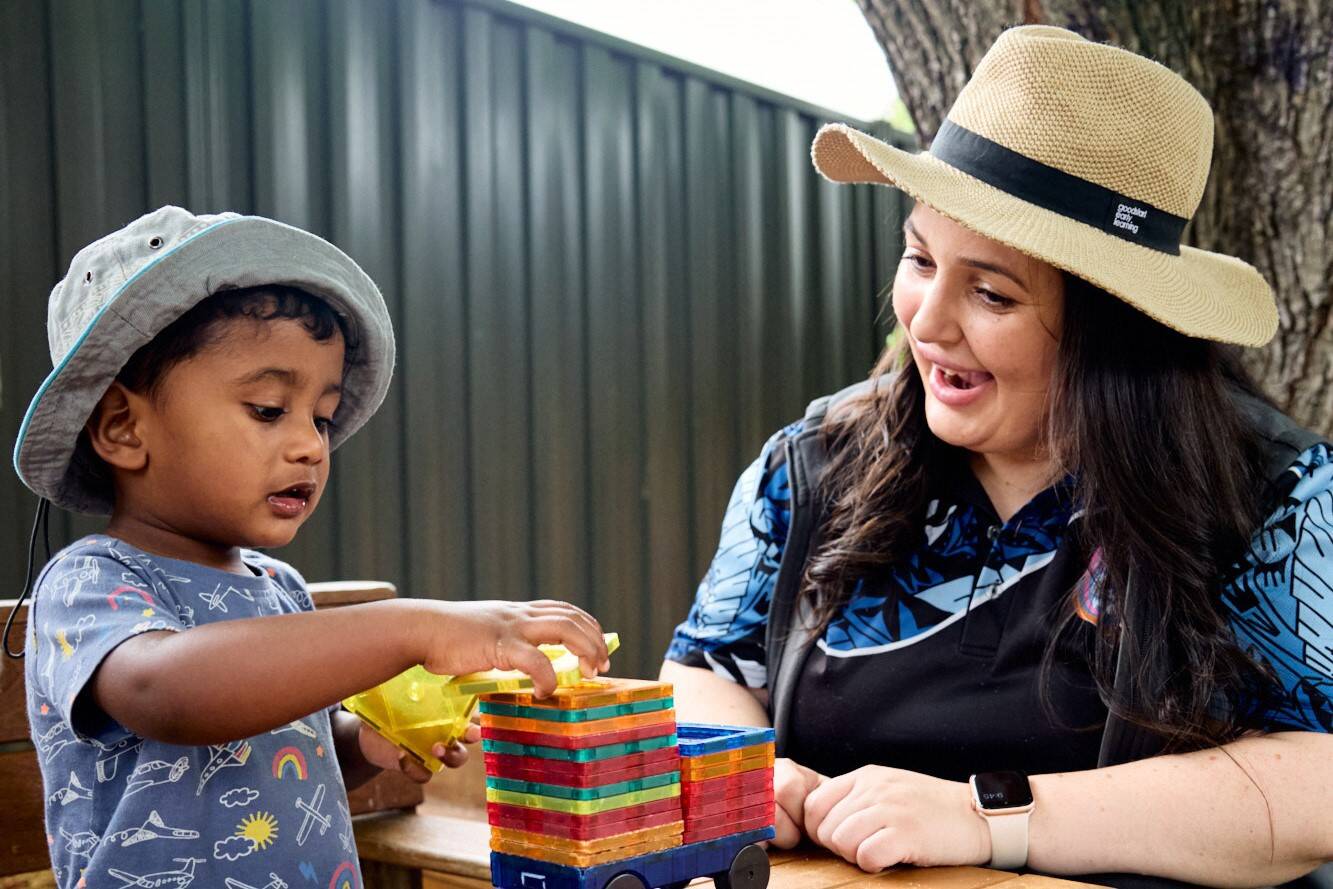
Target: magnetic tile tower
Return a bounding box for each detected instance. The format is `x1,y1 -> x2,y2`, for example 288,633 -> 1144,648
479,678 -> 775,889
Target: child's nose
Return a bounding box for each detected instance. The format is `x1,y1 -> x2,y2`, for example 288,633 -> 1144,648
287,420 -> 326,463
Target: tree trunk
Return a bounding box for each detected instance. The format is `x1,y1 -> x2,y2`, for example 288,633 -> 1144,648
856,0 -> 1333,434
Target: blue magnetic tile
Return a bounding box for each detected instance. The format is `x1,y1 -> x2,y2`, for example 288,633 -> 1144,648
490,827 -> 774,889
675,723 -> 775,758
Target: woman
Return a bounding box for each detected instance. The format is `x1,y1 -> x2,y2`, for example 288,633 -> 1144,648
661,25 -> 1332,887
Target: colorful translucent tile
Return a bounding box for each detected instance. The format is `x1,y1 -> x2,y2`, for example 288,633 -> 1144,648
481,677 -> 672,710
343,633 -> 619,771
682,786 -> 774,820
679,741 -> 775,773
480,707 -> 676,737
482,733 -> 678,763
489,827 -> 775,889
486,780 -> 681,815
486,770 -> 680,801
487,798 -> 683,840
484,748 -> 681,787
680,746 -> 775,782
491,826 -> 682,867
681,766 -> 771,803
682,807 -> 775,845
491,820 -> 683,855
676,722 -> 775,757
481,720 -> 676,750
479,694 -> 674,723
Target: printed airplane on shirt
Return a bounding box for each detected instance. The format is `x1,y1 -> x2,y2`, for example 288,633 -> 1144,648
107,857 -> 202,888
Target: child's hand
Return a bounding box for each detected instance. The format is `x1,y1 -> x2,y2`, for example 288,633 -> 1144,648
415,599 -> 610,697
357,721 -> 482,783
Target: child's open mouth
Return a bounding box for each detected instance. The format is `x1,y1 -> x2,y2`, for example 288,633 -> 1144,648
268,481 -> 316,517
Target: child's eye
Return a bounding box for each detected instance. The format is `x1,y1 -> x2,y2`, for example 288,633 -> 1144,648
249,404 -> 286,422
314,416 -> 336,435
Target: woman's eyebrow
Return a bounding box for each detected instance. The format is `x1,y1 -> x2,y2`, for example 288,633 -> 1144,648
961,257 -> 1029,292
903,218 -> 1029,291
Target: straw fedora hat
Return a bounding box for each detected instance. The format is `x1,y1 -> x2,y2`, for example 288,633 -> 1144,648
812,25 -> 1277,346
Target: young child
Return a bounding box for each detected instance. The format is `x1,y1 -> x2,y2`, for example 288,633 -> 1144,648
13,206 -> 610,889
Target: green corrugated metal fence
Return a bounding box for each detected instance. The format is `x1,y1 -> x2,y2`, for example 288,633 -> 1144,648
0,0 -> 912,678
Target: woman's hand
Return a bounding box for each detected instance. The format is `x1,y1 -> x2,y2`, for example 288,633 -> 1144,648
771,758 -> 827,847
803,765 -> 990,871
356,720 -> 482,783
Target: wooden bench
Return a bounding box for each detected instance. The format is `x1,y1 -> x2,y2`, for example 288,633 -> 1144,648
0,581 -> 426,886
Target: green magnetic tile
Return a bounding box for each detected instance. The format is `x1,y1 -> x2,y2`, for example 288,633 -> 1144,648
479,695 -> 674,723
485,781 -> 682,815
486,771 -> 680,800
481,733 -> 678,763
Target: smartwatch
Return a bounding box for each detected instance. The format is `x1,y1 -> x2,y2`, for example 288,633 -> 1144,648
968,770 -> 1034,870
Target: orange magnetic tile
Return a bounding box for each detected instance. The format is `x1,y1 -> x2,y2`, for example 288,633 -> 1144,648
490,828 -> 682,867
490,819 -> 683,855
680,741 -> 775,770
681,750 -> 775,781
480,707 -> 677,737
481,677 -> 673,710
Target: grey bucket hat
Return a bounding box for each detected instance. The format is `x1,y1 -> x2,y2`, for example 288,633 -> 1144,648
13,206 -> 396,515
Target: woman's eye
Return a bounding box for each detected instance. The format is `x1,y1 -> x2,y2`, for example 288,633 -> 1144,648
976,288 -> 1015,309
903,252 -> 933,270
249,405 -> 286,422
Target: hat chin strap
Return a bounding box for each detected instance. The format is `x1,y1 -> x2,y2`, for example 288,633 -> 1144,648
3,498 -> 51,659
929,119 -> 1188,255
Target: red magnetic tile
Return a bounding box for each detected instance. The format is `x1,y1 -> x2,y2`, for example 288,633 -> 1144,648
680,766 -> 771,802
481,720 -> 675,750
681,786 -> 774,820
485,751 -> 681,788
486,796 -> 683,840
682,807 -> 775,845
485,746 -> 680,781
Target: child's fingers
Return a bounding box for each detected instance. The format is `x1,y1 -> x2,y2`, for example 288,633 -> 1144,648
504,638 -> 559,697
526,601 -> 607,663
399,756 -> 434,784
521,610 -> 609,676
438,740 -> 470,769
462,722 -> 482,744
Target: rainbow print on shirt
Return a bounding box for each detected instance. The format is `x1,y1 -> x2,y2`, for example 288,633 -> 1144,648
271,746 -> 308,781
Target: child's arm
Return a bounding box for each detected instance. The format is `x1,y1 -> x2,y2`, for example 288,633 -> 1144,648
90,598 -> 609,747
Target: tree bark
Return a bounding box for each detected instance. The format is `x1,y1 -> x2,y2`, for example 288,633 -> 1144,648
856,0 -> 1333,433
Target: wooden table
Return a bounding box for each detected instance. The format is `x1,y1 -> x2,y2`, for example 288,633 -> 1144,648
352,812 -> 1103,889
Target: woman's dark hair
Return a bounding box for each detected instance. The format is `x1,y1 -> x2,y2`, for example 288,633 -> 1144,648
802,272 -> 1276,751
117,284 -> 353,398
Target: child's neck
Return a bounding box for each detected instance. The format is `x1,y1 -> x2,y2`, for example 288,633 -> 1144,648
105,511 -> 254,576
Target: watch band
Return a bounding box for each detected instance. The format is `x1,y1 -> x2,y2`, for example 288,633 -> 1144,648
983,808 -> 1031,869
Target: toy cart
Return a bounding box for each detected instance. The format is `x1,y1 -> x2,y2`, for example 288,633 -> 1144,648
343,640 -> 776,889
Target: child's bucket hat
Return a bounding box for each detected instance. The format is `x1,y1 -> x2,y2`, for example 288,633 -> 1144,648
811,25 -> 1277,346
13,206 -> 396,515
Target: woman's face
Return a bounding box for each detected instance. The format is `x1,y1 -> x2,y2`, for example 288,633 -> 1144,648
892,205 -> 1064,467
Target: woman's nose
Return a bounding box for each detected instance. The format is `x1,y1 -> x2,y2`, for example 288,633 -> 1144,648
908,279 -> 959,344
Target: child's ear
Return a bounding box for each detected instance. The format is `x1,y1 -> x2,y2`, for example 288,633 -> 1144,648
86,382 -> 149,471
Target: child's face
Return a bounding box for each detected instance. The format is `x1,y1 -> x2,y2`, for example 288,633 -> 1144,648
131,316 -> 344,552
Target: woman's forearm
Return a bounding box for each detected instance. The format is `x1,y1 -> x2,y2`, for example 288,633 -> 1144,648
659,660 -> 770,726
1028,731 -> 1333,886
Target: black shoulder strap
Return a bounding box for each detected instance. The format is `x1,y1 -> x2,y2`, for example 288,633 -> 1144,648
1098,393 -> 1329,767
767,377 -> 882,755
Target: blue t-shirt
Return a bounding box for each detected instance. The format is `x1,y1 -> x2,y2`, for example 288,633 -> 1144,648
25,535 -> 361,889
667,424 -> 1333,778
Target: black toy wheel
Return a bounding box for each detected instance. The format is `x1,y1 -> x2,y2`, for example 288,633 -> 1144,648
712,843 -> 770,889
603,873 -> 648,889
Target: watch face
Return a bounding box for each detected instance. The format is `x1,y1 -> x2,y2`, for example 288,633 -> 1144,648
972,771 -> 1032,810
